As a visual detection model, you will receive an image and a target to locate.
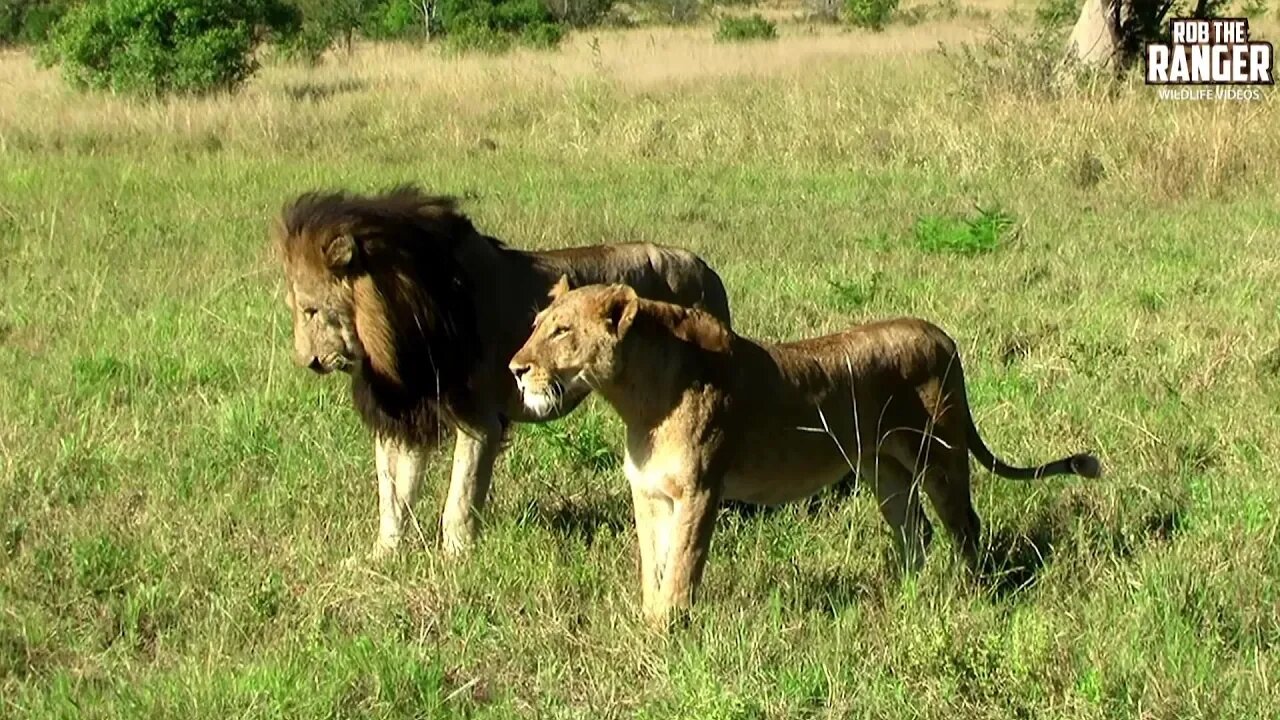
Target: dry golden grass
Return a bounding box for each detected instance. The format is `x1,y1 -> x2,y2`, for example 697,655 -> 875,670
2,15 -> 1275,210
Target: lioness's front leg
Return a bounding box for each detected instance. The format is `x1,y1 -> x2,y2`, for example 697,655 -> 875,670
650,478 -> 721,627
629,481 -> 666,614
372,434 -> 426,560
441,419 -> 503,557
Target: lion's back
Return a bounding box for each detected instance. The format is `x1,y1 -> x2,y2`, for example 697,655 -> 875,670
538,242 -> 732,327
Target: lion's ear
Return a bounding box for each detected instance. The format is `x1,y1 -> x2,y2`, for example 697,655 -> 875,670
608,287 -> 639,338
326,234 -> 356,269
548,274 -> 571,301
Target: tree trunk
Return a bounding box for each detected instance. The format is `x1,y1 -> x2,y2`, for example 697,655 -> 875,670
1065,0 -> 1122,68
420,0 -> 433,41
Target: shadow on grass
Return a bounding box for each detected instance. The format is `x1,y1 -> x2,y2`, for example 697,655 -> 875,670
977,500 -> 1187,599
794,566 -> 881,616
283,79 -> 368,102
530,495 -> 631,548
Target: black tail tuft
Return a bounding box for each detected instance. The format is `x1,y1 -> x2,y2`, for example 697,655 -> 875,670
1068,453 -> 1102,479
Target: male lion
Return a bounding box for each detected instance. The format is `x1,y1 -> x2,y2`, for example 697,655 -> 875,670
509,280 -> 1101,625
274,186 -> 731,558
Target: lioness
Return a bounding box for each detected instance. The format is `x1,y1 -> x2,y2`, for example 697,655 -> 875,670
509,280 -> 1101,624
275,186 -> 731,558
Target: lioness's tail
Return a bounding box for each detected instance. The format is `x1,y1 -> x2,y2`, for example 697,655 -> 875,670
964,409 -> 1101,481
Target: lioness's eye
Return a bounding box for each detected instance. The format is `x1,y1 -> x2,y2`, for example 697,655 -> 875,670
551,326 -> 569,338
303,308 -> 319,320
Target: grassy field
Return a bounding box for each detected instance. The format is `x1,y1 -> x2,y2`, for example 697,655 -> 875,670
2,6 -> 1280,717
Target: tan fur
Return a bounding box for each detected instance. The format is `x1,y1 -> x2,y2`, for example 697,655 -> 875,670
274,186 -> 733,557
510,283 -> 1100,626
352,276 -> 399,385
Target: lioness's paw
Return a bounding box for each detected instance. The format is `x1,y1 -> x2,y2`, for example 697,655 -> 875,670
441,523 -> 477,559
642,605 -> 693,633
369,538 -> 400,561
344,538 -> 399,569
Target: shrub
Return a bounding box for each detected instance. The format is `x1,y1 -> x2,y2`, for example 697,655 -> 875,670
40,0 -> 300,97
520,20 -> 565,47
635,0 -> 703,24
941,24 -> 1074,100
542,0 -> 616,27
1034,0 -> 1077,29
443,23 -> 513,51
437,0 -> 564,51
362,0 -> 432,40
714,14 -> 776,41
276,21 -> 337,64
803,0 -> 841,21
0,0 -> 77,46
844,0 -> 897,30
286,0 -> 380,57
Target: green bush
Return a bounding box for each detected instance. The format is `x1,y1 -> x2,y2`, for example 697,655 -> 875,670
276,20 -> 337,64
542,0 -> 616,27
443,23 -> 513,51
520,19 -> 565,47
635,0 -> 703,23
844,0 -> 897,30
0,0 -> 77,46
40,0 -> 300,97
362,0 -> 431,40
297,0 -> 377,55
437,0 -> 564,51
714,14 -> 776,41
1034,0 -> 1076,28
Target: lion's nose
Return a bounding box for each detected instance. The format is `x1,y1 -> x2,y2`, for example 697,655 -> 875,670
307,357 -> 325,372
510,362 -> 531,382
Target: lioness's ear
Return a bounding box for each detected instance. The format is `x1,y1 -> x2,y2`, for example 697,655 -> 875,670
608,287 -> 639,337
325,234 -> 356,269
549,274 -> 571,301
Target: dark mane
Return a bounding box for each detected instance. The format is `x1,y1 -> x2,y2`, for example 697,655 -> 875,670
277,184 -> 501,447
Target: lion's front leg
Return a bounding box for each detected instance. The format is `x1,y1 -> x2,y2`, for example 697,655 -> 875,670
441,419 -> 503,557
371,434 -> 426,560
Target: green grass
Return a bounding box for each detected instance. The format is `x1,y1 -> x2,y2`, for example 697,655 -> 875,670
2,18 -> 1280,719
913,206 -> 1015,255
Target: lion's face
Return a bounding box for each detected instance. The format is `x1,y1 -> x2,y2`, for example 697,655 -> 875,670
509,281 -> 637,418
282,235 -> 363,375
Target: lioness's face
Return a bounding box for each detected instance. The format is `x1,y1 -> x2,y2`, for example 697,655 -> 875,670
282,236 -> 362,375
509,283 -> 637,418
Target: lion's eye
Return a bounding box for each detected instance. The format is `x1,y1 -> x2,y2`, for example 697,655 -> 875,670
551,326 -> 569,338
303,307 -> 319,320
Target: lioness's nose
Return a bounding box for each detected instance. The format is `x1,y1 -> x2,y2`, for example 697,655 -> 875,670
307,357 -> 324,372
510,362 -> 531,381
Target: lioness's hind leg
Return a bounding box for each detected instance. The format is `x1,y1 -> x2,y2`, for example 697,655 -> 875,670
868,458 -> 932,574
921,451 -> 983,571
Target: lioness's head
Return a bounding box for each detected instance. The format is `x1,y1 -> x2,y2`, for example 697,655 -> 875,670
277,220 -> 363,376
509,277 -> 638,418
